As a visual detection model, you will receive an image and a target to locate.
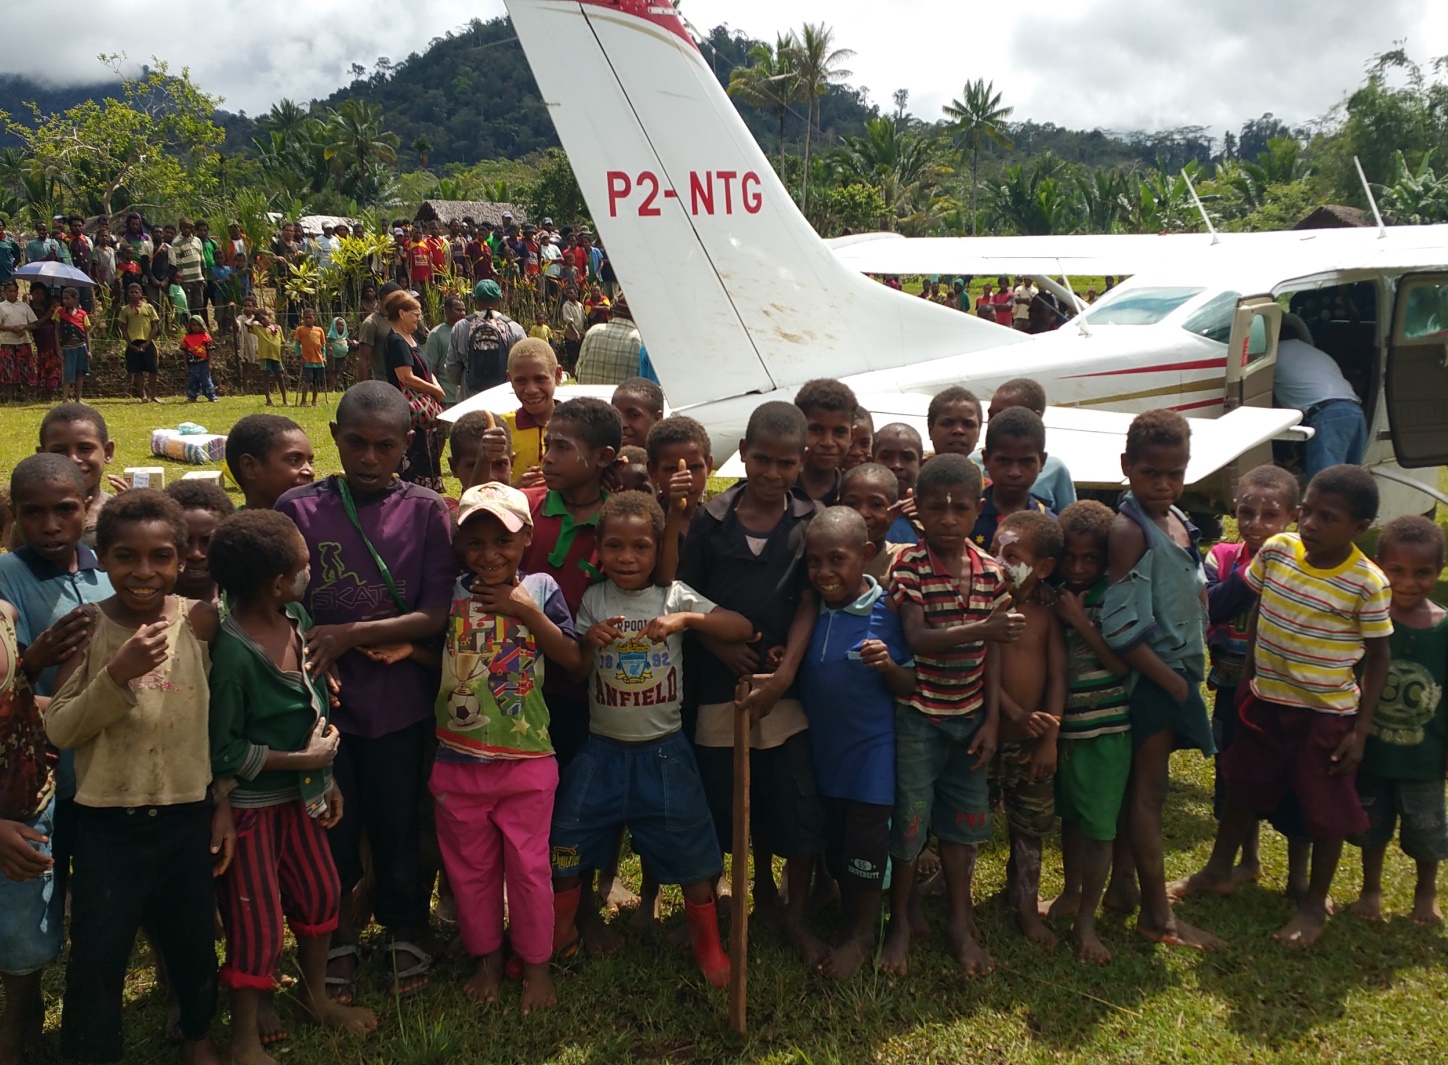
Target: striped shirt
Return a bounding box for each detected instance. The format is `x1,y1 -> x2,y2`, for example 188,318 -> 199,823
889,540 -> 1007,717
1245,532 -> 1392,713
1061,579 -> 1129,739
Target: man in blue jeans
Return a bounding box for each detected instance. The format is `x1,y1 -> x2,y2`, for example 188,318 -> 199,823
1273,326 -> 1367,481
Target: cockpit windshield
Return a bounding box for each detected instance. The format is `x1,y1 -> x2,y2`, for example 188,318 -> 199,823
1082,287 -> 1205,326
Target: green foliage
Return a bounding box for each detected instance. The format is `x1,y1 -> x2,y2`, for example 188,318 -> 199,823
943,79 -> 1014,234
523,148 -> 589,226
1377,150 -> 1448,224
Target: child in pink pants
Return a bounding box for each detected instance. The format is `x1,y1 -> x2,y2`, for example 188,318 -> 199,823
429,483 -> 583,1012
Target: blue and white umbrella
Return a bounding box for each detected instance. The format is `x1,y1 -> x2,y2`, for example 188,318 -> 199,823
13,261 -> 96,288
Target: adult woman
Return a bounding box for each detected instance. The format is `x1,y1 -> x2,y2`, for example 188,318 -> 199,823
28,284 -> 61,400
383,290 -> 448,491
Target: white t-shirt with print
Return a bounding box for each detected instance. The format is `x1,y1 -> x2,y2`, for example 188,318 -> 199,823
0,298 -> 37,345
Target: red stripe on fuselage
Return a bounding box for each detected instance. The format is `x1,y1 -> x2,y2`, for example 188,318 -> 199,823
1170,397 -> 1226,412
576,0 -> 697,49
1063,357 -> 1228,379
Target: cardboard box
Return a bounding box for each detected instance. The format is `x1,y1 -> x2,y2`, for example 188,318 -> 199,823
124,467 -> 166,489
181,471 -> 223,485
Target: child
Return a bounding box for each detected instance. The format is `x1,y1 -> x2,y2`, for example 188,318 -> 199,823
1101,409 -> 1218,951
36,402 -> 117,549
527,309 -> 552,344
645,415 -> 712,528
208,510 -> 378,1064
182,314 -> 219,403
989,509 -> 1065,949
57,287 -> 90,403
844,406 -> 874,471
275,383 -> 456,999
501,337 -> 563,488
448,412 -> 513,493
880,453 -> 1023,978
432,483 -> 579,1011
327,316 -> 351,393
680,402 -> 826,964
839,462 -> 907,583
793,378 -> 858,505
616,445 -> 654,494
118,282 -> 161,404
249,308 -> 288,407
1348,516 -> 1447,926
1202,465 -> 1392,948
927,386 -> 983,460
236,294 -> 260,396
556,490 -> 749,987
224,413 -> 315,512
295,308 -> 327,407
986,378 -> 1076,512
164,480 -> 235,604
873,422 -> 924,546
611,377 -> 665,450
797,507 -> 915,979
45,490 -> 226,1064
973,407 -> 1054,550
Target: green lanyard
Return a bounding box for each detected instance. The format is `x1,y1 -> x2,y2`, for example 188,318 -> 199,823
335,476 -> 408,615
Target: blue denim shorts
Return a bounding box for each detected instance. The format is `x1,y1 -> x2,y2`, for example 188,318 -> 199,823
0,796 -> 63,976
890,706 -> 991,859
550,731 -> 722,886
61,345 -> 89,384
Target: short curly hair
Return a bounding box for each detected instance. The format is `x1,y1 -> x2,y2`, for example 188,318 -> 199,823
1377,514 -> 1445,567
10,453 -> 86,502
225,413 -> 305,488
794,378 -> 858,418
449,411 -> 509,456
1307,464 -> 1379,524
841,462 -> 899,504
1236,463 -> 1300,510
1057,500 -> 1115,546
208,510 -> 306,605
998,509 -> 1064,562
645,415 -> 711,465
597,490 -> 666,545
914,453 -> 983,501
552,397 -> 622,453
1124,408 -> 1190,462
96,489 -> 188,556
164,480 -> 235,519
983,406 -> 1046,454
927,386 -> 982,428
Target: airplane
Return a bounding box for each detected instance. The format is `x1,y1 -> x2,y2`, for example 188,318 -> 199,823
443,0 -> 1448,520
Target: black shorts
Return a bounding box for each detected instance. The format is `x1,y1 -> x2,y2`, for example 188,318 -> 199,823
125,341 -> 157,374
547,695 -> 591,774
695,730 -> 824,860
822,797 -> 890,892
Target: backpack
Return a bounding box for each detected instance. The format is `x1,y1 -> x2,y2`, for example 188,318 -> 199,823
464,311 -> 514,393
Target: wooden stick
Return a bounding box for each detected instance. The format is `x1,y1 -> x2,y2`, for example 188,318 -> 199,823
729,683 -> 751,1036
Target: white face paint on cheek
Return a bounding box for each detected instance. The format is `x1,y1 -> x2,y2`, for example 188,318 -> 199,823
1002,560 -> 1035,588
290,565 -> 311,599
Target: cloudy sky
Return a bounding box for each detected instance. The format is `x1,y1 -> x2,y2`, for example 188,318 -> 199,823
11,0 -> 1448,138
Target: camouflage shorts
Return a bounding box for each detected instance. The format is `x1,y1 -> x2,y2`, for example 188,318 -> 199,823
988,741 -> 1056,838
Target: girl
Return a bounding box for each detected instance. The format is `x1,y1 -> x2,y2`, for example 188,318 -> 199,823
327,315 -> 352,392
182,315 -> 218,402
28,284 -> 60,402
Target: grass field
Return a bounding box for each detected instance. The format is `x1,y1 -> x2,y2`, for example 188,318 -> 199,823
4,397 -> 1448,1064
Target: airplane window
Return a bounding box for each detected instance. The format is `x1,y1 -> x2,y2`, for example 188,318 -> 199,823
1180,291 -> 1241,344
1248,315 -> 1269,357
1083,287 -> 1204,325
1401,284 -> 1448,341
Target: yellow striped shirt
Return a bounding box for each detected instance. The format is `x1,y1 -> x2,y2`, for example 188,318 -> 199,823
1245,532 -> 1392,713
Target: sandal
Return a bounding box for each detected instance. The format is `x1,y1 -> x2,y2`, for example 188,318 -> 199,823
325,944 -> 362,1005
385,940 -> 433,998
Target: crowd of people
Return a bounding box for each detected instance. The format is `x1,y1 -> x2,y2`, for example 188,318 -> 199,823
887,273 -> 1120,332
0,345 -> 1435,1062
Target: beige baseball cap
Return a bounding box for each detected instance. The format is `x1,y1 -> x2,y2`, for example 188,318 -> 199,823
455,482 -> 532,532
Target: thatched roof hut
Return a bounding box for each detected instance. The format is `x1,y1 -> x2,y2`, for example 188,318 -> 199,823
414,200 -> 529,226
1293,204 -> 1370,230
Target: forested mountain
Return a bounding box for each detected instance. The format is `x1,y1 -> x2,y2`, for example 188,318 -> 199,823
0,75 -> 122,147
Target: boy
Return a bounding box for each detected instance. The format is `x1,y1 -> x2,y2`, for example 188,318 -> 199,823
973,407 -> 1054,551
1348,516 -> 1448,926
165,480 -> 235,604
612,377 -> 665,450
986,378 -> 1075,512
57,287 -> 90,403
182,315 -> 218,403
645,415 -> 712,529
249,308 -> 288,407
118,282 -> 161,404
797,507 -> 915,978
556,491 -> 749,986
680,402 -> 826,963
839,462 -> 908,584
1044,500 -> 1133,964
224,413 -> 315,512
1203,465 -> 1391,948
844,407 -> 874,471
873,422 -> 924,546
927,386 -> 983,461
295,307 -> 327,407
276,383 -> 456,999
35,402 -> 118,549
881,454 -> 1024,978
794,378 -> 858,505
989,509 -> 1066,949
45,490 -> 226,1065
236,293 -> 260,396
209,510 -> 377,1064
500,337 -> 563,488
528,310 -> 552,344
448,412 -> 514,492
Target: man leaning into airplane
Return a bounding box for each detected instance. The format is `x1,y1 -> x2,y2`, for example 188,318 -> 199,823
1271,317 -> 1368,481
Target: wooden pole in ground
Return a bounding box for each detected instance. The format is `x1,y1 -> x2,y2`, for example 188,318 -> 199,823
729,680 -> 751,1036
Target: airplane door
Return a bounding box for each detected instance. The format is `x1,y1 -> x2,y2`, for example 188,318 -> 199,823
1218,297 -> 1282,505
1386,273 -> 1448,468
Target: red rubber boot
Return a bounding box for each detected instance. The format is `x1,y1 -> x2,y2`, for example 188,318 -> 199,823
684,897 -> 730,988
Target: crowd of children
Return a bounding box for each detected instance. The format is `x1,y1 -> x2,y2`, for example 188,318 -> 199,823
0,360 -> 1441,1059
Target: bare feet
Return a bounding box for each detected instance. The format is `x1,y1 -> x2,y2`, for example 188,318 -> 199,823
600,874 -> 641,916
1230,861 -> 1263,885
1347,890 -> 1385,922
462,953 -> 504,1003
907,890 -> 932,941
878,916 -> 912,976
256,995 -> 288,1046
307,999 -> 378,1035
1166,866 -> 1237,901
227,1037 -> 278,1065
947,918 -> 995,977
577,907 -> 625,958
785,920 -> 831,967
1102,877 -> 1140,914
519,962 -> 558,1014
1043,891 -> 1080,923
819,935 -> 873,980
1413,889 -> 1442,926
1074,926 -> 1112,965
182,1036 -> 225,1065
1137,915 -> 1225,951
1018,911 -> 1058,950
1273,907 -> 1328,949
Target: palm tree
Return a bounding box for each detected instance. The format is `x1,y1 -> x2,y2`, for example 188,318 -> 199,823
789,22 -> 854,213
726,34 -> 800,175
835,116 -> 952,230
261,99 -> 311,145
322,100 -> 399,207
412,136 -> 433,170
942,79 -> 1014,234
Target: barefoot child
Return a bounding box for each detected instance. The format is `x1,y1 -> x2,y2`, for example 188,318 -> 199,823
224,414 -> 315,512
973,407 -> 1054,552
873,422 -> 924,546
1208,465 -> 1391,947
249,309 -> 288,407
46,490 -> 228,1064
839,463 -> 907,583
612,377 -> 664,450
57,287 -> 90,403
1047,500 -> 1132,964
555,491 -> 749,987
798,507 -> 915,978
1348,516 -> 1448,926
295,308 -> 326,407
1101,409 -> 1219,951
500,337 -> 563,488
208,510 -> 378,1064
794,378 -> 858,505
166,480 -> 234,604
882,453 -> 1024,978
431,483 -> 580,1011
990,509 -> 1065,949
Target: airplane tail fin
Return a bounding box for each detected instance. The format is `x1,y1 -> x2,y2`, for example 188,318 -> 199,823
506,0 -> 1024,409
